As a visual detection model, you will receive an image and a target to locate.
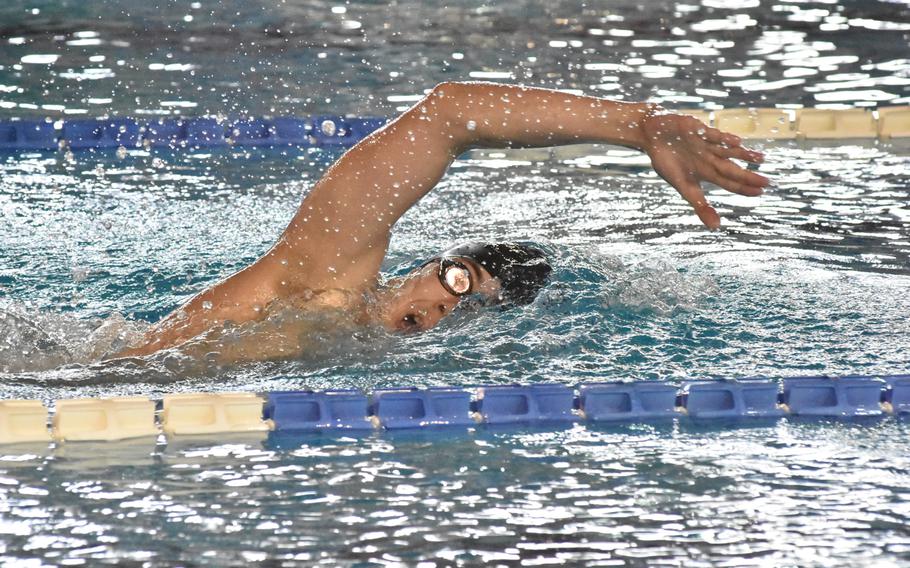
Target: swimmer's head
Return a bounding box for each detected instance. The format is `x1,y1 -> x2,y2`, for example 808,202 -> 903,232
379,242 -> 552,333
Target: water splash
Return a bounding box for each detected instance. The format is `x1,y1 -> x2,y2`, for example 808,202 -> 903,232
601,259 -> 720,315
0,305 -> 146,373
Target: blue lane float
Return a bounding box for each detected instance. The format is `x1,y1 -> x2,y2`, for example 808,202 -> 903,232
181,117 -> 224,146
264,390 -> 373,431
471,383 -> 576,424
369,387 -> 474,429
227,118 -> 272,146
0,116 -> 390,152
0,120 -> 58,151
781,376 -> 886,417
63,118 -> 141,149
576,381 -> 678,421
681,379 -> 784,419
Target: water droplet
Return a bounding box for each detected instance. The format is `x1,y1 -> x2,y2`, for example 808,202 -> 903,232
466,120 -> 477,131
202,301 -> 213,310
321,119 -> 337,136
115,145 -> 128,159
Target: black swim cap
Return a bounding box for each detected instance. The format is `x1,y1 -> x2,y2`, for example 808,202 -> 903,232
435,242 -> 552,306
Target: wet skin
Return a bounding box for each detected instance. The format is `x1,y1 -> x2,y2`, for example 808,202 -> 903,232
116,81 -> 768,361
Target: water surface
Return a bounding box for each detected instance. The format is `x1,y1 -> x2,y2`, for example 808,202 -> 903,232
1,0 -> 909,566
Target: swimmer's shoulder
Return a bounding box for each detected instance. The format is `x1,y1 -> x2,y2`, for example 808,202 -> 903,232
285,287 -> 364,312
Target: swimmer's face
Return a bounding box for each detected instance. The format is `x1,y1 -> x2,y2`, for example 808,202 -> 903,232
380,258 -> 500,333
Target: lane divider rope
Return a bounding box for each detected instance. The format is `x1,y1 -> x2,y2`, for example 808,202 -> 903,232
1,106 -> 908,153
0,374 -> 907,445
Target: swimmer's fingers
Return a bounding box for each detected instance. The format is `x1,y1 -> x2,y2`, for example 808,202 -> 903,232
708,143 -> 765,165
700,156 -> 769,197
701,126 -> 744,149
676,179 -> 721,229
645,114 -> 761,228
657,160 -> 721,229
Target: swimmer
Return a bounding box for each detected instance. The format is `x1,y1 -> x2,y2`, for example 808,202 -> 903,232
116,81 -> 768,361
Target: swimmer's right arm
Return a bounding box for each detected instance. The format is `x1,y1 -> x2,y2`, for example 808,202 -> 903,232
277,81 -> 769,288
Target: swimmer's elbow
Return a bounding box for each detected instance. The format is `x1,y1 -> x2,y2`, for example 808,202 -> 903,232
426,81 -> 473,147
430,80 -> 466,96
426,82 -> 458,112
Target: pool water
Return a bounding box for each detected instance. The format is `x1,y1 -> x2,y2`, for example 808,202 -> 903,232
2,0 -> 910,565
2,421 -> 910,566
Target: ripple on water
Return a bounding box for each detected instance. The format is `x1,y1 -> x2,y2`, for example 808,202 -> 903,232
2,0 -> 910,565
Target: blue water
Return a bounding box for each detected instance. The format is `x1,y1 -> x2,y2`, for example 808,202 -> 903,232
2,0 -> 910,565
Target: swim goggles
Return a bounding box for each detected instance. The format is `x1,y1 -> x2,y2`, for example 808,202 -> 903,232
436,258 -> 474,296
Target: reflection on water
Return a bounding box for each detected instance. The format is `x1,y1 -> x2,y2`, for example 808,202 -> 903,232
1,421 -> 909,566
0,0 -> 908,118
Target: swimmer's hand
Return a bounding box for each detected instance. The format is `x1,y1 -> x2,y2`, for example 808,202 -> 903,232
640,108 -> 769,229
